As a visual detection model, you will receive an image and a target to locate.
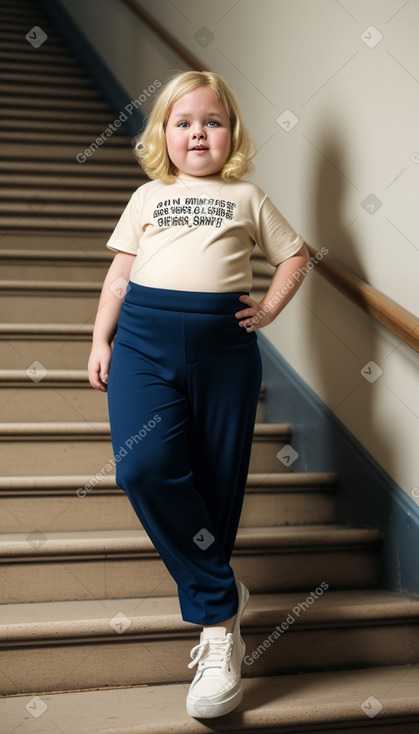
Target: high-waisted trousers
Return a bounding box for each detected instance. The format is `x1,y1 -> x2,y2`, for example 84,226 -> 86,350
107,282 -> 262,625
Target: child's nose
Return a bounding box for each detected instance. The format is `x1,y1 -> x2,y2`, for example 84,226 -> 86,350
191,125 -> 206,139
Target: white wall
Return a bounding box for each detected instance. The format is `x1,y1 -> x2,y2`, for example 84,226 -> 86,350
61,0 -> 419,498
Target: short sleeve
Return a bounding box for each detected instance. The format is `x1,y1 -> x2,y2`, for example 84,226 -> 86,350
106,189 -> 142,254
256,195 -> 304,266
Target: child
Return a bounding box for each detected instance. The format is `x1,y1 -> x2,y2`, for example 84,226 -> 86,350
88,70 -> 309,719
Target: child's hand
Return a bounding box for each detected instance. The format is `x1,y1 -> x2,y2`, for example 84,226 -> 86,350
88,342 -> 112,391
235,295 -> 273,331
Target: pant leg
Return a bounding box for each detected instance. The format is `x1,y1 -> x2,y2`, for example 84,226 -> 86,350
186,311 -> 262,562
107,295 -> 240,625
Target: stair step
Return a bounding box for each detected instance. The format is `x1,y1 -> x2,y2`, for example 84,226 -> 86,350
0,371 -> 266,423
0,421 -> 290,476
0,60 -> 86,78
0,217 -> 121,233
0,17 -> 57,33
0,322 -> 93,370
0,248 -> 265,262
0,130 -> 131,146
0,369 -> 109,422
0,105 -> 121,123
0,248 -> 113,261
0,116 -> 129,135
0,256 -> 270,290
0,172 -> 142,190
0,158 -> 143,177
0,31 -> 67,48
0,199 -> 126,217
0,470 -> 335,532
0,141 -> 135,163
0,2 -> 45,14
0,422 -> 291,475
0,382 -> 265,422
0,71 -> 95,88
0,526 -> 381,604
0,48 -> 79,67
0,278 -> 270,323
2,664 -> 418,733
0,250 -> 112,282
0,191 -> 130,211
0,94 -> 113,112
0,281 -> 102,322
0,44 -> 88,61
0,590 -> 417,695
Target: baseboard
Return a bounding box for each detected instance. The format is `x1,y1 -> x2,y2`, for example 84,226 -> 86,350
258,331 -> 419,596
37,0 -> 144,138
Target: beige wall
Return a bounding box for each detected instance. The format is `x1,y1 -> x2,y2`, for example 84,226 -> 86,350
61,0 -> 419,498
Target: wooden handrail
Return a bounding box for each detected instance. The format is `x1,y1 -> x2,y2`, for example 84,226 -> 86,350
306,246 -> 419,352
120,0 -> 419,353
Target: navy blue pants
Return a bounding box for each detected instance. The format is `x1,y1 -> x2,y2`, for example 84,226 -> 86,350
107,283 -> 262,625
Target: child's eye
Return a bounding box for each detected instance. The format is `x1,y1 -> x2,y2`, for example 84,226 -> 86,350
177,121 -> 190,128
206,120 -> 220,127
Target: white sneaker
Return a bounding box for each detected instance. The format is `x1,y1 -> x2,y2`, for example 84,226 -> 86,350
186,580 -> 249,718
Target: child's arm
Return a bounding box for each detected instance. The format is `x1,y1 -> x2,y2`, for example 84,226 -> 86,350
88,251 -> 136,391
235,244 -> 310,330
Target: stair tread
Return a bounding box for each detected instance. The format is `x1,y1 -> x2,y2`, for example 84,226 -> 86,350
0,525 -> 381,556
0,421 -> 290,436
0,369 -> 90,382
0,250 -> 113,261
0,470 -> 333,492
0,323 -> 94,336
0,279 -> 103,291
1,665 -> 419,732
1,590 -> 418,639
0,173 -> 142,188
0,370 -> 263,389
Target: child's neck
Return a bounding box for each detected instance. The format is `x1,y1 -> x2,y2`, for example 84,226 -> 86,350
176,172 -> 222,182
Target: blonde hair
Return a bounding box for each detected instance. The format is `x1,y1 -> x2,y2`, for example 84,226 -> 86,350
133,71 -> 255,183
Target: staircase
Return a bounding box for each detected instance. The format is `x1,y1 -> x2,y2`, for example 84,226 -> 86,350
1,0 -> 419,731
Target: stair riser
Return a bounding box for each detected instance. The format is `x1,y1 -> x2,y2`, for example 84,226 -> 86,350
0,437 -> 289,475
0,95 -> 110,112
1,340 -> 91,370
2,622 -> 413,695
0,293 -> 99,323
0,259 -> 268,282
0,202 -> 125,216
0,186 -> 130,203
0,387 -> 265,422
1,285 -> 267,321
0,132 -> 130,147
0,549 -> 380,604
0,53 -> 79,70
0,73 -> 94,88
0,142 -> 135,162
0,218 -> 117,232
0,262 -> 110,282
0,160 -> 140,176
0,387 -> 110,422
0,234 -> 113,251
0,264 -> 112,285
0,173 -> 140,189
0,490 -> 336,532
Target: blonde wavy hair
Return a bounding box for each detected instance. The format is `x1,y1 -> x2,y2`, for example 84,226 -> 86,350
133,71 -> 256,183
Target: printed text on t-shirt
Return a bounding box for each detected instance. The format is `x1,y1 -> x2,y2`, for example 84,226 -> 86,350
153,198 -> 236,229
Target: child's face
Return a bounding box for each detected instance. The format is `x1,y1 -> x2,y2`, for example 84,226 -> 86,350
165,86 -> 231,179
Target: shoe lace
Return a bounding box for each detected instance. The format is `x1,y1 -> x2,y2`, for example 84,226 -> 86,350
188,634 -> 234,671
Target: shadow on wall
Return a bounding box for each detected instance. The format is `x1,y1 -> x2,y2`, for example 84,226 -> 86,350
303,124 -> 399,582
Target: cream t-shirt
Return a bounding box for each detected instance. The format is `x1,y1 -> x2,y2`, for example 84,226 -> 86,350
106,176 -> 304,292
